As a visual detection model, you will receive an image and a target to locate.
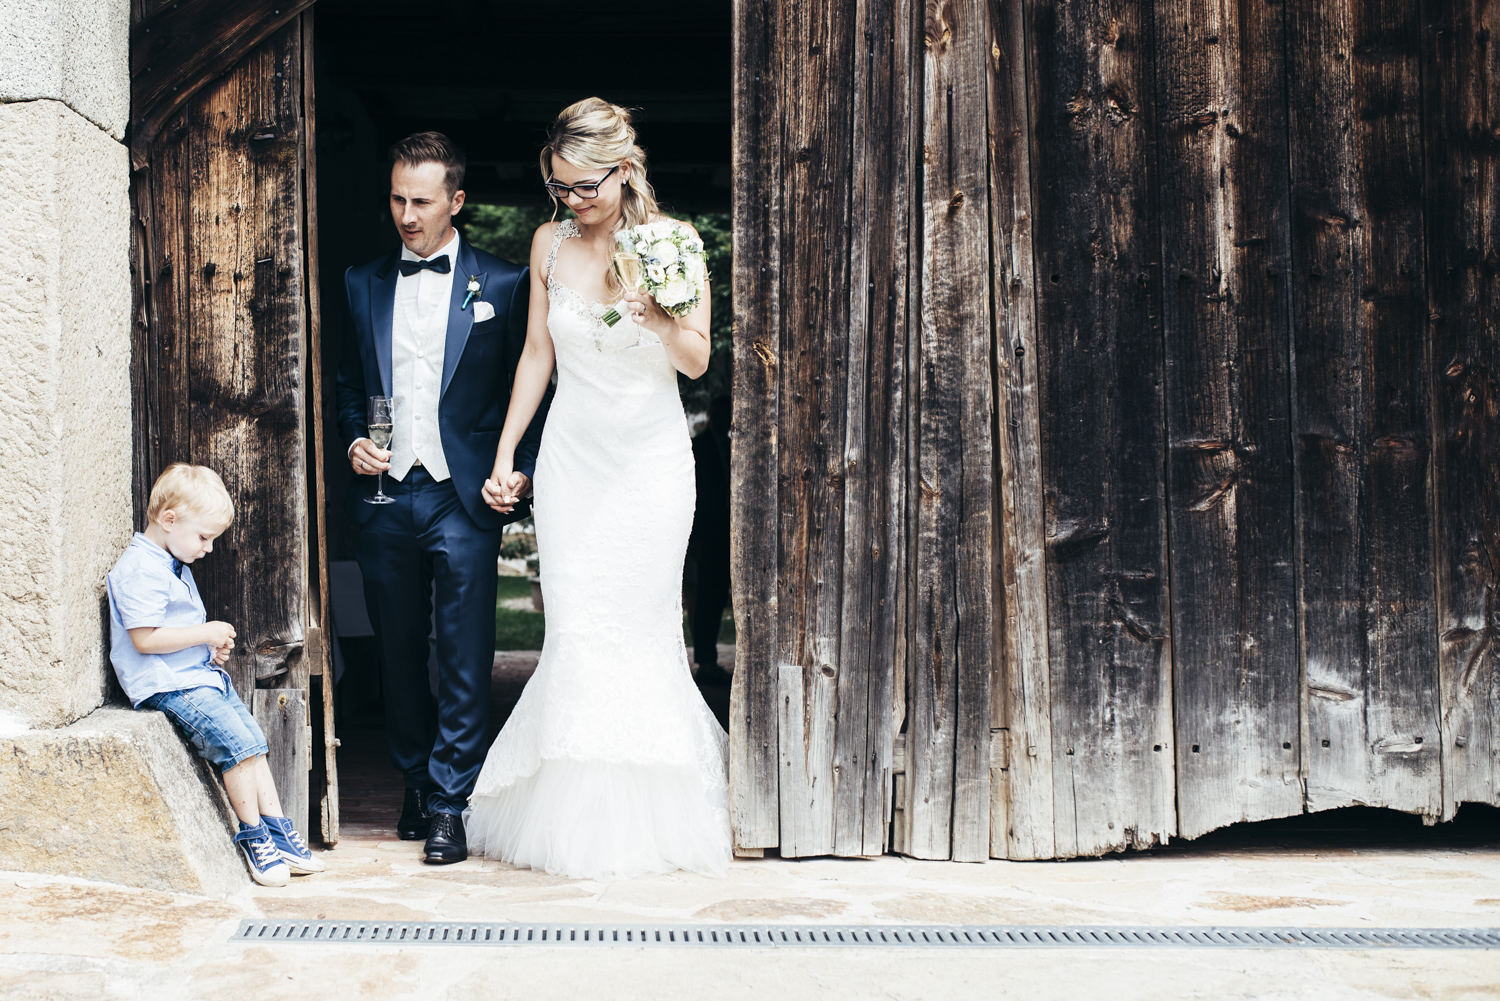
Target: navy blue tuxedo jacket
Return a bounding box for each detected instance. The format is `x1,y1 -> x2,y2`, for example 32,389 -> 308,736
335,236 -> 549,530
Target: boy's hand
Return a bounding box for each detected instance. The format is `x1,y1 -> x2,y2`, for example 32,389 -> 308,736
204,621 -> 236,651
211,643 -> 233,666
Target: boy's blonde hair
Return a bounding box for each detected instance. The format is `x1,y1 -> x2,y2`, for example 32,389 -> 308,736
146,463 -> 235,527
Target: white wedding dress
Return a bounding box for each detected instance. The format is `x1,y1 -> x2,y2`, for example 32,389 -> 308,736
465,219 -> 731,879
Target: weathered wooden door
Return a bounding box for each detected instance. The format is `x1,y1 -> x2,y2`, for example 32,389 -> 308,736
730,0 -> 917,858
730,0 -> 998,861
732,0 -> 1497,862
129,2 -> 338,842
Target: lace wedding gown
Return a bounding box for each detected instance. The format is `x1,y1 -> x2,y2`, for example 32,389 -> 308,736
465,219 -> 731,879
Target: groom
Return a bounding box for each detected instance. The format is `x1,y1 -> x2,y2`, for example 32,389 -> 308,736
336,132 -> 547,864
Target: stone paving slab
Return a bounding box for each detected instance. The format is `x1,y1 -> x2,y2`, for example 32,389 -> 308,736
1,837 -> 1498,998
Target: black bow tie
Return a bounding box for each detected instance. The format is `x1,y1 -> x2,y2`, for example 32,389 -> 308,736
398,255 -> 451,277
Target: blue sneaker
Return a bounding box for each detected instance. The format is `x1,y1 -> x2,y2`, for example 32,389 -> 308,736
233,822 -> 291,886
263,815 -> 325,874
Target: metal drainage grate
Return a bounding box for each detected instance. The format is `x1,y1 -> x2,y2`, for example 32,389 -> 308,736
233,921 -> 1500,950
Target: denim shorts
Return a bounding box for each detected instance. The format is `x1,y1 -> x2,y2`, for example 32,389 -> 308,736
140,683 -> 268,770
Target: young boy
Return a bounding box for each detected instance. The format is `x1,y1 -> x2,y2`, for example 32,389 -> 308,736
106,463 -> 324,886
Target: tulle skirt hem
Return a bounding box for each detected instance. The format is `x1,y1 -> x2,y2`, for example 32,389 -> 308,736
465,757 -> 731,881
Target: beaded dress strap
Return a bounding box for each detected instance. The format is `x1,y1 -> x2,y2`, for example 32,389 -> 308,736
545,219 -> 579,284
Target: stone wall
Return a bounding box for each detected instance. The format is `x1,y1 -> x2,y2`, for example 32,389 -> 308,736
0,0 -> 130,139
0,0 -> 133,731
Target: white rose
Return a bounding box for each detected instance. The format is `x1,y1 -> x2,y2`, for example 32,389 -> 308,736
686,256 -> 706,283
658,278 -> 693,308
652,240 -> 679,266
635,240 -> 649,254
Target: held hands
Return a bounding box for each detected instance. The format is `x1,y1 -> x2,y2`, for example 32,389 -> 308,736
482,458 -> 531,514
350,438 -> 391,475
205,621 -> 236,665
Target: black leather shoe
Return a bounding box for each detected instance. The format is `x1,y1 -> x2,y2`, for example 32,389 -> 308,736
423,812 -> 468,865
396,787 -> 432,841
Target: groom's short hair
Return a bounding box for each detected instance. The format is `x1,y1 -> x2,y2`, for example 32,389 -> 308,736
388,132 -> 466,198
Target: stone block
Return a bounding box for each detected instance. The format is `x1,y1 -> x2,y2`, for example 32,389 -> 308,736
0,708 -> 249,896
0,0 -> 130,139
0,99 -> 133,730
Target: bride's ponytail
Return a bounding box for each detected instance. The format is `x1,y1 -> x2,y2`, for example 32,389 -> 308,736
540,98 -> 660,230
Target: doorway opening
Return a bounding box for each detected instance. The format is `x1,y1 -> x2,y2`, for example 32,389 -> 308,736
309,0 -> 734,839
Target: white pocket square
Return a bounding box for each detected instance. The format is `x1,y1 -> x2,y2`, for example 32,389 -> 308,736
472,301 -> 496,322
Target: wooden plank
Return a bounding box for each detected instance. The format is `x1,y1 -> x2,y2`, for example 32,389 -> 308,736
1285,0 -> 1441,818
728,0 -> 783,851
775,661 -> 814,854
253,688 -> 309,836
184,20 -> 310,699
773,0 -> 857,858
1025,0 -> 1175,857
985,0 -> 1053,860
1424,0 -> 1500,819
903,0 -> 995,863
131,0 -> 317,165
831,0 -> 916,857
133,115 -> 193,527
129,169 -> 153,523
1152,0 -> 1301,839
300,8 -> 338,845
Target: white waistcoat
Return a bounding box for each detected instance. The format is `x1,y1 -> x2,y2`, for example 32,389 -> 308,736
389,230 -> 458,482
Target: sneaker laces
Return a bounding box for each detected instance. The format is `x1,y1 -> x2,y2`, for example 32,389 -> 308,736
282,826 -> 310,856
249,834 -> 280,867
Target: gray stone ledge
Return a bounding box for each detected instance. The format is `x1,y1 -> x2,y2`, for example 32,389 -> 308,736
0,708 -> 250,896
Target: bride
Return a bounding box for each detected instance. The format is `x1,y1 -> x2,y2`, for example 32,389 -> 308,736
467,97 -> 731,879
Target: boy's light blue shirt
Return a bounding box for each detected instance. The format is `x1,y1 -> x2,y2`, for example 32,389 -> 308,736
106,533 -> 229,706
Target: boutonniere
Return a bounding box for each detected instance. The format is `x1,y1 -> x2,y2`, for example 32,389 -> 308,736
461,275 -> 481,311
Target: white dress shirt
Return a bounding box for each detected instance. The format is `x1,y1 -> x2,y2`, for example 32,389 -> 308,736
388,229 -> 459,482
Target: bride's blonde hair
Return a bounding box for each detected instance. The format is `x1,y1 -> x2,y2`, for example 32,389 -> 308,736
540,98 -> 659,230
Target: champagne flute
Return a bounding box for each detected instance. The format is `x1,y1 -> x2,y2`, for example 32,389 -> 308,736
364,396 -> 396,505
612,251 -> 651,349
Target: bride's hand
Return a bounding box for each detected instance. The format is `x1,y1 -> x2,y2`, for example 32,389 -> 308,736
483,458 -> 520,513
622,288 -> 671,331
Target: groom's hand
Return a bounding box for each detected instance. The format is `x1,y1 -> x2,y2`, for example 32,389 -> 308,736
350,438 -> 391,475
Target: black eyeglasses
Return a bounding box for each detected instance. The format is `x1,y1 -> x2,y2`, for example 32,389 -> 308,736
544,164 -> 619,201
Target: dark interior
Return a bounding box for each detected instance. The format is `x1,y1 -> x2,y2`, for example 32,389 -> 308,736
313,0 -> 732,557
310,0 -> 733,836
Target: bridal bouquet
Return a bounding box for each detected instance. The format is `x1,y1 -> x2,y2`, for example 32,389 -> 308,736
601,220 -> 708,326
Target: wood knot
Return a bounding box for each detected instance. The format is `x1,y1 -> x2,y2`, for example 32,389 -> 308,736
794,146 -> 814,163
1103,85 -> 1135,124
948,190 -> 965,211
1374,435 -> 1418,456
752,340 -> 776,369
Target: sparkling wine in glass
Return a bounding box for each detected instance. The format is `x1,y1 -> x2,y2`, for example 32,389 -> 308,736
365,396 -> 396,505
612,252 -> 651,348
